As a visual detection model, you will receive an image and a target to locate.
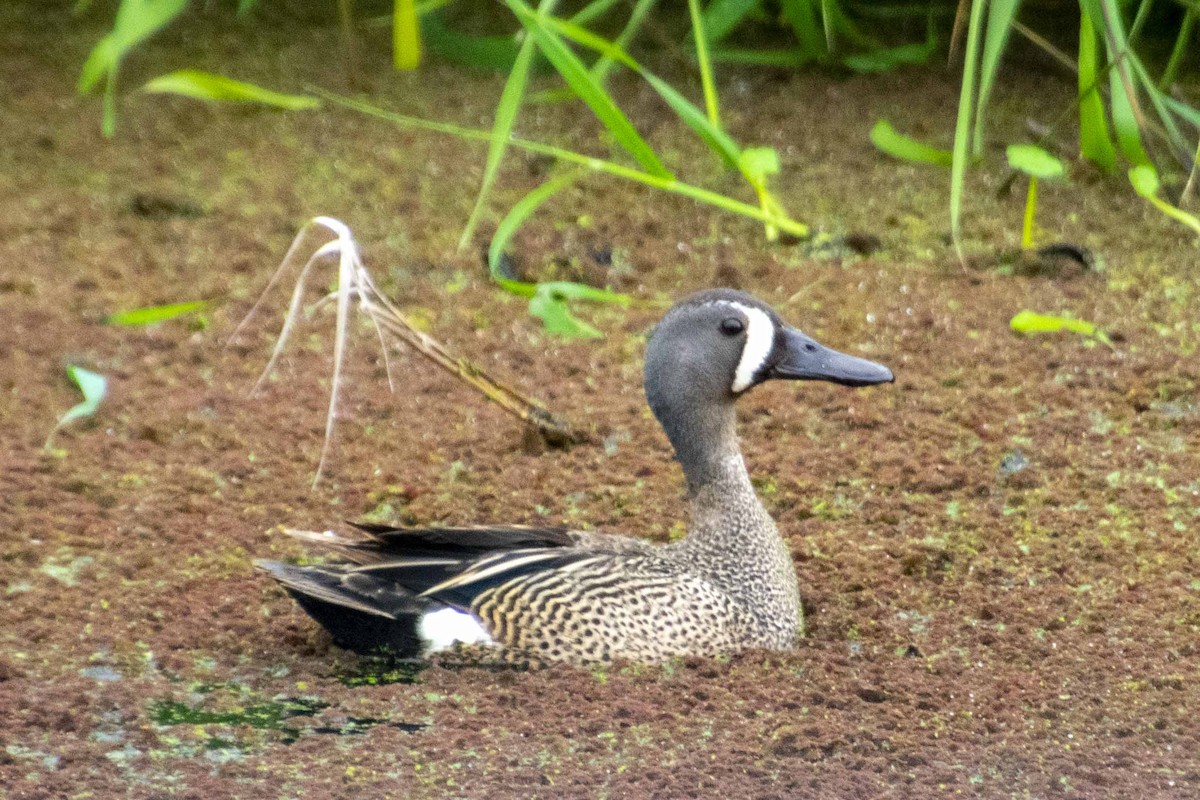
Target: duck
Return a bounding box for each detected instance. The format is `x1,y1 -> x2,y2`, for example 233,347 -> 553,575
257,288 -> 893,665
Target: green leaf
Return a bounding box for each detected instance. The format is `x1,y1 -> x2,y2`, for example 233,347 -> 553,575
538,15 -> 741,168
699,0 -> 764,44
1006,144 -> 1065,180
105,299 -> 209,326
1128,166 -> 1200,236
973,0 -> 1021,155
488,171 -> 582,295
505,0 -> 671,179
1010,310 -> 1112,347
869,120 -> 953,166
142,70 -> 320,110
456,1 -> 549,252
45,366 -> 108,450
77,0 -> 188,135
394,0 -> 421,70
422,15 -> 521,71
528,288 -> 603,339
1127,164 -> 1160,197
738,147 -> 779,182
1077,7 -> 1116,173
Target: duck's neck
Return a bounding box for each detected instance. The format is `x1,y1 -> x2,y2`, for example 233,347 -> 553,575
658,401 -> 742,497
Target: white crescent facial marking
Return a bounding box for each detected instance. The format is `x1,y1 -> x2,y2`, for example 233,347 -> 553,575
418,607 -> 495,655
728,302 -> 775,393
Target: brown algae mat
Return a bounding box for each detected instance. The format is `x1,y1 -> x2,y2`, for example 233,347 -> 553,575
2,6 -> 1199,799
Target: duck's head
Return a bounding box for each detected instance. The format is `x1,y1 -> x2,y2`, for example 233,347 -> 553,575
644,289 -> 893,487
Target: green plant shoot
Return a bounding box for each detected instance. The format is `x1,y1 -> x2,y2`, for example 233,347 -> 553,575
45,366 -> 108,451
1006,145 -> 1065,249
1010,310 -> 1113,348
1128,166 -> 1200,237
105,300 -> 210,326
142,70 -> 320,110
869,120 -> 953,166
78,0 -> 188,136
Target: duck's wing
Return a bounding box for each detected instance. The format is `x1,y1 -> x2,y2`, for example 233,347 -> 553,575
257,522 -> 631,658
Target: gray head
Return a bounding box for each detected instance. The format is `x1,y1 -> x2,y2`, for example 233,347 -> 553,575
644,289 -> 893,491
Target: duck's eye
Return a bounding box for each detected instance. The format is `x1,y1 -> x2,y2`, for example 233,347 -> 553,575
719,317 -> 745,336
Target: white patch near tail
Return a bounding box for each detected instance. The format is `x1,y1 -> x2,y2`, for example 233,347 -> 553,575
729,303 -> 775,392
417,607 -> 495,655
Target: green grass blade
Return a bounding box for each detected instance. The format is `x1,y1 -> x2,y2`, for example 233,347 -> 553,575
541,16 -> 741,168
688,0 -> 720,127
973,0 -> 1021,156
779,0 -> 826,59
588,0 -> 657,87
421,15 -> 521,71
45,365 -> 108,450
457,0 -> 555,252
78,0 -> 188,135
1077,6 -> 1117,172
1129,165 -> 1200,236
143,70 -> 320,109
487,170 -> 632,339
1010,310 -> 1113,347
949,0 -> 987,263
1159,9 -> 1195,90
568,0 -> 624,26
394,0 -> 422,70
870,120 -> 953,165
1087,0 -> 1151,167
318,90 -> 808,238
488,171 -> 582,293
505,0 -> 671,178
105,300 -> 209,325
700,0 -> 764,44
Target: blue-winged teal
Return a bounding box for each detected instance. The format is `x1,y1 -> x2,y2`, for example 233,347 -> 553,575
259,289 -> 893,664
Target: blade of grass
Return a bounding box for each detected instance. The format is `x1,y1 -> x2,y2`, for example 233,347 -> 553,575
779,0 -> 826,60
142,70 -> 321,109
45,366 -> 108,450
1088,0 -> 1151,166
538,15 -> 740,166
530,14 -> 798,238
699,0 -> 764,44
457,0 -> 559,252
1078,6 -> 1117,172
421,15 -> 521,71
870,120 -> 953,166
688,0 -> 720,127
504,0 -> 671,179
588,0 -> 658,88
488,170 -> 584,293
1159,9 -> 1195,90
318,89 -> 808,238
1010,309 -> 1113,347
972,0 -> 1021,157
394,0 -> 422,70
950,0 -> 987,265
78,0 -> 188,135
1129,165 -> 1200,235
105,299 -> 209,325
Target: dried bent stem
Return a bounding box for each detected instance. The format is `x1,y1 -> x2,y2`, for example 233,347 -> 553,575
230,217 -> 583,488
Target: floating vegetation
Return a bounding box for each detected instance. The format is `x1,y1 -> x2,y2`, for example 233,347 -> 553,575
336,657 -> 426,687
44,365 -> 107,452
